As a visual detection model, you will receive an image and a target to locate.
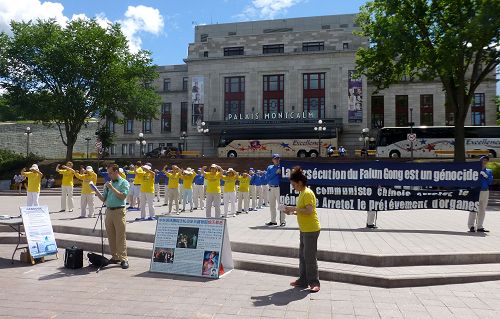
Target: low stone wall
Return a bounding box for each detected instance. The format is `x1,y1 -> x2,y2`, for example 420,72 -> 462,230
0,122 -> 99,159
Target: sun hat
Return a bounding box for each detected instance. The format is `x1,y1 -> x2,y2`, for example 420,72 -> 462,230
85,166 -> 93,172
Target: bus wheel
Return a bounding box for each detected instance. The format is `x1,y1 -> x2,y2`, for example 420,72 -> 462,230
309,150 -> 319,158
488,149 -> 497,158
297,150 -> 308,158
389,150 -> 401,158
227,151 -> 237,158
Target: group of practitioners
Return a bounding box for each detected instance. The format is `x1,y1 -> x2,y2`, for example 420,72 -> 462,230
108,153 -> 287,227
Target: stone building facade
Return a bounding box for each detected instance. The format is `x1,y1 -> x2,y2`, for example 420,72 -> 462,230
107,14 -> 497,158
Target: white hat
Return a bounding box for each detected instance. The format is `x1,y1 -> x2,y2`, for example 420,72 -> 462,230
30,164 -> 38,170
227,168 -> 235,172
143,164 -> 151,170
119,168 -> 124,173
210,164 -> 217,168
86,166 -> 93,172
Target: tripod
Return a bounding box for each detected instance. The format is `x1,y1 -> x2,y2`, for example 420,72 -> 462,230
90,202 -> 109,272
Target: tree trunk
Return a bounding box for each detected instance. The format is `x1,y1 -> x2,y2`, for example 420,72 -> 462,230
65,134 -> 77,162
453,100 -> 467,163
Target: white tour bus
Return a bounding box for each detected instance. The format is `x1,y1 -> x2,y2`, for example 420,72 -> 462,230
217,128 -> 337,158
376,126 -> 500,158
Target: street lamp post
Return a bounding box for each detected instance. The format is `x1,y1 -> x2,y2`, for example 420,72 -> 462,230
85,137 -> 91,159
24,127 -> 33,156
197,122 -> 209,157
180,131 -> 188,152
136,132 -> 146,157
409,107 -> 414,161
313,120 -> 327,157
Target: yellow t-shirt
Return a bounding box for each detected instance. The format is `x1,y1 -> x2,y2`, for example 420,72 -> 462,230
22,171 -> 42,193
296,187 -> 321,232
205,172 -> 222,194
140,171 -> 155,193
222,175 -> 237,193
165,172 -> 180,189
181,174 -> 195,190
58,169 -> 74,187
238,176 -> 250,193
133,167 -> 144,185
75,171 -> 97,194
119,171 -> 126,179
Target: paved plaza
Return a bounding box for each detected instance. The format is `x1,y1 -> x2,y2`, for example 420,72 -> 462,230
2,243 -> 500,319
2,194 -> 500,318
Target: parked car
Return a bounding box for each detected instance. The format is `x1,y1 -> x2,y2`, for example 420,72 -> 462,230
145,147 -> 179,159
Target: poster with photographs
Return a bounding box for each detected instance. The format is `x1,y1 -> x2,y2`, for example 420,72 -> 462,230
192,76 -> 204,125
20,206 -> 58,258
348,70 -> 363,123
150,217 -> 233,279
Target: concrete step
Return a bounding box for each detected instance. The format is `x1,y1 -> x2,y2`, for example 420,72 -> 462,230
3,231 -> 500,288
47,224 -> 500,267
232,252 -> 500,288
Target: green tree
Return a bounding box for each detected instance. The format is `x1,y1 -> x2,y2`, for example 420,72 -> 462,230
355,0 -> 500,162
496,95 -> 500,125
0,19 -> 160,160
95,125 -> 115,159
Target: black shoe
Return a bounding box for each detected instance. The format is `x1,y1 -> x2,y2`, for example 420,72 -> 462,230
68,209 -> 73,212
109,259 -> 120,264
265,222 -> 277,226
120,260 -> 129,269
59,210 -> 65,212
469,227 -> 476,233
367,224 -> 378,229
279,222 -> 286,227
477,228 -> 489,233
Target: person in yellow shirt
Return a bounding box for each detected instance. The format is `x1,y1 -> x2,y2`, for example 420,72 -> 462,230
119,167 -> 127,180
222,168 -> 238,218
74,166 -> 98,218
56,162 -> 75,212
237,171 -> 251,214
21,164 -> 43,206
202,164 -> 223,218
130,161 -> 144,210
284,166 -> 321,293
163,165 -> 182,214
137,164 -> 156,221
125,164 -> 136,208
180,168 -> 196,212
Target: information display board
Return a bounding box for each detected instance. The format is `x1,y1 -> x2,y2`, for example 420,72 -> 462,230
20,206 -> 58,258
150,217 -> 233,278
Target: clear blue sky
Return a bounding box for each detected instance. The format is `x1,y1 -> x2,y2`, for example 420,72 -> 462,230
57,0 -> 368,65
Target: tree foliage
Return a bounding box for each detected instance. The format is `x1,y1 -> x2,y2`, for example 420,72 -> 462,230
355,0 -> 500,161
0,19 -> 161,160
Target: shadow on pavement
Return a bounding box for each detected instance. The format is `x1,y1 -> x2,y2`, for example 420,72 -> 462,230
248,226 -> 486,237
37,265 -> 115,280
134,271 -> 214,282
251,287 -> 309,306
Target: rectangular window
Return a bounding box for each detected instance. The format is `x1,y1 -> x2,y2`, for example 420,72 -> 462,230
182,77 -> 188,91
203,51 -> 208,57
147,143 -> 154,152
263,44 -> 284,54
302,42 -> 324,52
303,73 -> 326,118
371,96 -> 384,128
106,119 -> 115,133
224,76 -> 245,119
124,119 -> 133,134
181,102 -> 188,132
128,143 -> 135,156
200,33 -> 208,42
161,103 -> 171,132
395,95 -> 409,126
110,144 -> 116,156
471,93 -> 485,126
343,42 -> 349,50
263,75 -> 284,114
223,46 -> 244,56
420,94 -> 433,126
121,144 -> 128,156
142,118 -> 152,134
163,79 -> 170,92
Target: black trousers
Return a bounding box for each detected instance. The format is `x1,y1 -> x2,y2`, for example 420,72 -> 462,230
298,231 -> 320,286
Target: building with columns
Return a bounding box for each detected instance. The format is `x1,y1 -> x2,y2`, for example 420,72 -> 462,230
108,14 -> 497,158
